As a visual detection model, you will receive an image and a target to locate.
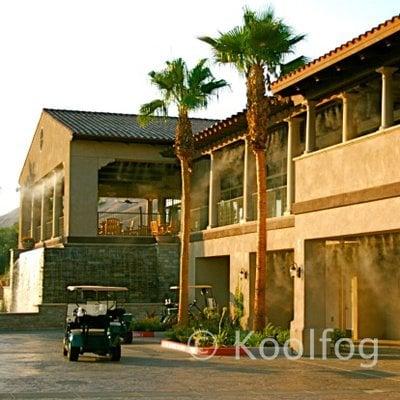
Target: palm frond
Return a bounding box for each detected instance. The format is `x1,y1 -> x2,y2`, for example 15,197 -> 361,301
280,55 -> 309,76
138,99 -> 168,126
202,5 -> 307,76
199,27 -> 249,72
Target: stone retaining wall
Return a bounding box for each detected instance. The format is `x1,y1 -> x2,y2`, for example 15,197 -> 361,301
9,243 -> 179,311
0,302 -> 164,331
0,304 -> 65,331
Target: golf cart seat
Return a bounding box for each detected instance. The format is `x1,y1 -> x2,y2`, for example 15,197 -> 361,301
79,314 -> 110,328
107,308 -> 126,319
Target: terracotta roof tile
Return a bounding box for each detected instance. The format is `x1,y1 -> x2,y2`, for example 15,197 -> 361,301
271,14 -> 400,93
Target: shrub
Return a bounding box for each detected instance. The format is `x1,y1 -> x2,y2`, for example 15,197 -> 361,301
276,328 -> 290,346
131,317 -> 166,332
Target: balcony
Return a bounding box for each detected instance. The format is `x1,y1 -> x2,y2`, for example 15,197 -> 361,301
190,206 -> 208,231
252,186 -> 287,219
217,196 -> 244,226
97,211 -> 180,237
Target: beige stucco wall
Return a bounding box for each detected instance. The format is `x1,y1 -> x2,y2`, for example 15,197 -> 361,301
295,125 -> 400,202
19,112 -> 72,240
19,112 -> 72,187
291,196 -> 400,353
190,223 -> 295,327
68,140 -> 177,237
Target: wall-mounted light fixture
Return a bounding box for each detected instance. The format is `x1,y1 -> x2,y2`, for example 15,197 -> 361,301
290,262 -> 302,279
239,268 -> 248,280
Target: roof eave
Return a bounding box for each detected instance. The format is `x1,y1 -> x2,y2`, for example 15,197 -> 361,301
271,16 -> 400,95
71,133 -> 174,146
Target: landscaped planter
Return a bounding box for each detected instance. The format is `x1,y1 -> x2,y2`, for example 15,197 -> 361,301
133,331 -> 166,338
161,339 -> 261,357
161,339 -> 290,357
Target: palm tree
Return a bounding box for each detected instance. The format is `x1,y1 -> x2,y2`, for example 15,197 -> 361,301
200,6 -> 306,331
139,58 -> 227,325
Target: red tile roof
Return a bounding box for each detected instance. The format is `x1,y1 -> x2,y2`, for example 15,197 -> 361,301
271,14 -> 400,94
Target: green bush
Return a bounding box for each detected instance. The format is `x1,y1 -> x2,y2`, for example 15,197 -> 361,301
330,328 -> 348,344
165,305 -> 292,348
276,328 -> 290,346
131,317 -> 166,332
0,225 -> 18,275
165,325 -> 194,343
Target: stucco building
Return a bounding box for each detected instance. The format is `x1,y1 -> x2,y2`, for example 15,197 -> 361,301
188,15 -> 400,353
10,109 -> 214,312
10,15 -> 400,353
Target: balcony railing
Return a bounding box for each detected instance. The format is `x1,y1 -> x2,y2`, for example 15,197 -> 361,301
190,206 -> 208,231
217,196 -> 244,227
252,185 -> 287,219
98,212 -> 180,237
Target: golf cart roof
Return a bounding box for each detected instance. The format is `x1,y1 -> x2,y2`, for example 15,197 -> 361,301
169,285 -> 212,290
67,285 -> 129,292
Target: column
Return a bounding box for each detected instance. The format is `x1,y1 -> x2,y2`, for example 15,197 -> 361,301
304,100 -> 316,153
40,183 -> 49,242
341,92 -> 355,142
19,189 -> 32,245
30,191 -> 39,241
147,198 -> 153,230
377,66 -> 397,129
242,140 -> 256,222
284,117 -> 301,215
158,197 -> 166,224
52,173 -> 62,238
207,152 -> 220,229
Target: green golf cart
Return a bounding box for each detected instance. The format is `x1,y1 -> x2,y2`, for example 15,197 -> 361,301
63,285 -> 133,362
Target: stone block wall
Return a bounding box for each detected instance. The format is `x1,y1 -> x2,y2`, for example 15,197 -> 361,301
157,243 -> 181,301
0,303 -> 164,331
0,304 -> 66,331
9,242 -> 180,312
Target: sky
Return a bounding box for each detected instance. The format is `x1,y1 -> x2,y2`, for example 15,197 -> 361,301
0,0 -> 399,215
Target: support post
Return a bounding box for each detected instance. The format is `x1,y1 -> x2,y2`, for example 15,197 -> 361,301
341,92 -> 356,142
147,199 -> 153,230
158,197 -> 166,224
40,183 -> 48,242
52,173 -> 62,238
305,100 -> 316,153
19,189 -> 31,246
207,152 -> 220,229
30,191 -> 39,242
376,66 -> 397,129
284,117 -> 301,215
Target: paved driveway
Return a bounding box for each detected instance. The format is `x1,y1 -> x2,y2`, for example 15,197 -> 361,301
1,331 -> 400,399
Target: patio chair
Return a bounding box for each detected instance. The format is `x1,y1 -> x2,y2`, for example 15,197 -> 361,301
104,218 -> 122,235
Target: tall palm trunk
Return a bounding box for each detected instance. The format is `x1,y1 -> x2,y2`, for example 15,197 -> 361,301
246,64 -> 268,331
175,109 -> 194,326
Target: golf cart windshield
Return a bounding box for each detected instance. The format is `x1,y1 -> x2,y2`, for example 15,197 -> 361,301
66,286 -> 129,317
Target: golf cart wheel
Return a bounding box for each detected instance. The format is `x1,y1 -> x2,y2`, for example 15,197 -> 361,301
124,331 -> 133,344
68,344 -> 80,362
110,345 -> 121,361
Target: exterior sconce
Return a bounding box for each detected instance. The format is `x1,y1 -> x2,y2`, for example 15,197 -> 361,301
239,269 -> 248,280
290,262 -> 302,278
